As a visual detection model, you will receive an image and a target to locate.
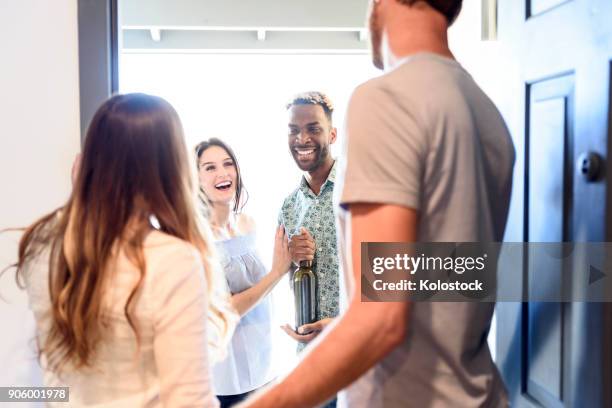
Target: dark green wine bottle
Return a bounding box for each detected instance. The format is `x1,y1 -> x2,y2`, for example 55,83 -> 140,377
293,260 -> 317,331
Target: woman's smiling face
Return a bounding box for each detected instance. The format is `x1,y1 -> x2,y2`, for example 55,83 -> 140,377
198,145 -> 238,206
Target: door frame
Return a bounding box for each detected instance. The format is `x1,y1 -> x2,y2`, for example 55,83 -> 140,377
77,0 -> 119,141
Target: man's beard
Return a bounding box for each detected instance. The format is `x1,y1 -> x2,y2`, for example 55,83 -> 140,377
292,143 -> 329,172
369,1 -> 384,70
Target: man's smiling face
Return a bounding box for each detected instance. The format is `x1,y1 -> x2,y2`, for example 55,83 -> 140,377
287,104 -> 336,173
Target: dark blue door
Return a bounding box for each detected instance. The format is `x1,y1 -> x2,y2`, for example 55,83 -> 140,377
496,0 -> 612,407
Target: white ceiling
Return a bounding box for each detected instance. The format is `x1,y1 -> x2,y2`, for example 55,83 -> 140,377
120,0 -> 371,52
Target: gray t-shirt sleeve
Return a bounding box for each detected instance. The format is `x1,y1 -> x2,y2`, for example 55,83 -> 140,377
339,82 -> 426,211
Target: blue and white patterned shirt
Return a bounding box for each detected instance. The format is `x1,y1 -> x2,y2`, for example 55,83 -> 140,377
278,162 -> 340,323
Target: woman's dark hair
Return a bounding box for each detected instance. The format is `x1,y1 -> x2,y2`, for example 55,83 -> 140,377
195,138 -> 249,213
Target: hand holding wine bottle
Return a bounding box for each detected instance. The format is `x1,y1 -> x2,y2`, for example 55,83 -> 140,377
287,227 -> 316,264
280,318 -> 334,343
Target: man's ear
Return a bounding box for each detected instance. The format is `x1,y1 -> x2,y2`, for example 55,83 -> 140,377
330,127 -> 338,144
71,153 -> 82,186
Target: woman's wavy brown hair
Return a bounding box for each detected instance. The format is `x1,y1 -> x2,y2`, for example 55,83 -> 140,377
11,93 -> 235,372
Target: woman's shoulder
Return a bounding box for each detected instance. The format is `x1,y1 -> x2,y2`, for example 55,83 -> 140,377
144,230 -> 201,264
235,213 -> 256,236
141,231 -> 207,289
145,229 -> 194,248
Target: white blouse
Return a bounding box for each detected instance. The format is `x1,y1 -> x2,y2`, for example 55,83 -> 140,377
24,230 -> 219,407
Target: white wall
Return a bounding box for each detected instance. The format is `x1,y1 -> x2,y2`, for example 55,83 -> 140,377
450,0 -> 507,111
0,0 -> 80,396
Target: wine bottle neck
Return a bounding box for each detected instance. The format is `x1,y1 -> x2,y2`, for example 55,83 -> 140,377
299,260 -> 312,268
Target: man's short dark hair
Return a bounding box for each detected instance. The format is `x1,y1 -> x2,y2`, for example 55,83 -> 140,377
397,0 -> 463,25
286,91 -> 334,123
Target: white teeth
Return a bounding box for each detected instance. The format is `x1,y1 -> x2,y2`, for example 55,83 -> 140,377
297,149 -> 315,156
215,181 -> 232,188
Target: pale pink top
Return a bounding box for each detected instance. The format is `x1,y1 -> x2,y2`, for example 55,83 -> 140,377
24,230 -> 219,407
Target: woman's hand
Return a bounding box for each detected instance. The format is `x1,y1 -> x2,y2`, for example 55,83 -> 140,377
271,225 -> 291,277
229,225 -> 291,317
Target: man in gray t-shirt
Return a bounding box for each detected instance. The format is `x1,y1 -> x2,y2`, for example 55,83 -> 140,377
242,1 -> 514,407
335,39 -> 515,408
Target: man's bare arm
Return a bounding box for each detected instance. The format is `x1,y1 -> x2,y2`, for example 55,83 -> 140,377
240,203 -> 418,408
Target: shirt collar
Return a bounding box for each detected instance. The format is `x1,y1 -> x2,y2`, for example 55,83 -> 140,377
299,160 -> 337,196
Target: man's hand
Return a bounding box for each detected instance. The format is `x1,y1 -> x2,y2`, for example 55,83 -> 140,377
281,318 -> 333,344
288,227 -> 316,264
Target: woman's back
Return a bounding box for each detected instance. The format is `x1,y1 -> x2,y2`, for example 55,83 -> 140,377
25,230 -> 219,407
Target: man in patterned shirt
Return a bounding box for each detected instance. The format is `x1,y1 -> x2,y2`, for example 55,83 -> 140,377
278,91 -> 340,354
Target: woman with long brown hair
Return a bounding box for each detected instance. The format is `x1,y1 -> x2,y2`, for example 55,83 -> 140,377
12,93 -> 235,407
195,139 -> 291,407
